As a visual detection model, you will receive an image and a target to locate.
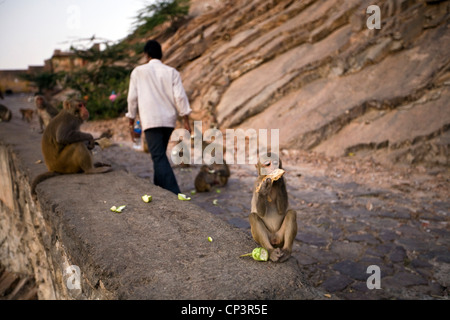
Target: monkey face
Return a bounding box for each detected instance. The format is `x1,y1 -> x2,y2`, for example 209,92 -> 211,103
260,159 -> 278,175
63,99 -> 90,121
77,101 -> 90,121
35,96 -> 45,109
258,153 -> 281,176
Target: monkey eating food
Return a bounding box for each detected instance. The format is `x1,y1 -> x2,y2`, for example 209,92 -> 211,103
249,153 -> 297,262
31,99 -> 112,194
194,165 -> 217,192
209,161 -> 230,187
194,160 -> 230,192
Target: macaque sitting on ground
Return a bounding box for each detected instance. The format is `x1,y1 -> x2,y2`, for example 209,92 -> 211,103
35,95 -> 59,132
195,165 -> 217,192
209,161 -> 230,187
249,153 -> 297,262
0,104 -> 12,122
194,161 -> 230,192
31,99 -> 111,194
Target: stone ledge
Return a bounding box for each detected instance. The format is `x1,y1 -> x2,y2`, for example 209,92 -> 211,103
0,116 -> 321,300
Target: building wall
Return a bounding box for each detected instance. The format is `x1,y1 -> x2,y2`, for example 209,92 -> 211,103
0,70 -> 32,93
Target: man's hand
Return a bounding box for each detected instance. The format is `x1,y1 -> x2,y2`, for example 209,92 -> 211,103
128,118 -> 136,142
87,138 -> 96,150
183,115 -> 191,133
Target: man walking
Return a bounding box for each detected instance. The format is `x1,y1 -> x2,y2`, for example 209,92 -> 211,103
126,39 -> 192,195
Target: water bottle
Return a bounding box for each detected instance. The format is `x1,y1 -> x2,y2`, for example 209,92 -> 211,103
133,120 -> 142,150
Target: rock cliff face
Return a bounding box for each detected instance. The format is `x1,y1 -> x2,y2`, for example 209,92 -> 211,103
156,0 -> 449,166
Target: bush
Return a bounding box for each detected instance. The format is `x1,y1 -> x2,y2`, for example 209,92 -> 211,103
62,42 -> 140,120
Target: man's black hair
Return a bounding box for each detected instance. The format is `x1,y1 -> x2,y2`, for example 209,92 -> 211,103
144,40 -> 162,59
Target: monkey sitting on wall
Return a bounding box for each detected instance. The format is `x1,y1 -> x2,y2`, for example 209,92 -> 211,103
35,95 -> 59,132
249,153 -> 297,262
0,104 -> 12,122
31,99 -> 112,194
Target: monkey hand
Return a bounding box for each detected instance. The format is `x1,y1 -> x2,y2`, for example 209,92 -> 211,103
184,121 -> 191,133
269,248 -> 291,263
258,177 -> 273,196
87,138 -> 96,150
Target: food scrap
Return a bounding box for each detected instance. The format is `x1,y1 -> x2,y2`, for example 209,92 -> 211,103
255,168 -> 285,192
178,193 -> 191,201
240,247 -> 269,262
141,194 -> 152,203
110,205 -> 126,213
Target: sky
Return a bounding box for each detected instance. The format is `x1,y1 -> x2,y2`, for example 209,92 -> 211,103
0,0 -> 149,70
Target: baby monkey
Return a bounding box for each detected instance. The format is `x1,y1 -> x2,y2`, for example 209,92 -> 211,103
194,161 -> 230,192
194,165 -> 217,192
209,161 -> 230,187
249,153 -> 297,262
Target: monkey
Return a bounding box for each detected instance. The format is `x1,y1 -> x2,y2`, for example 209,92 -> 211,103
194,165 -> 218,192
35,95 -> 59,132
209,160 -> 230,187
20,108 -> 34,123
98,128 -> 113,139
31,99 -> 112,194
0,104 -> 12,122
93,129 -> 114,149
249,153 -> 297,262
95,137 -> 113,150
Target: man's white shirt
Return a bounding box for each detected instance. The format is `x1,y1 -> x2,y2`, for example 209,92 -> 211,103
126,59 -> 191,131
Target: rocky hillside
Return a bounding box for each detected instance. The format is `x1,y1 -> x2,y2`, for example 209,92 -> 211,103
153,0 -> 449,166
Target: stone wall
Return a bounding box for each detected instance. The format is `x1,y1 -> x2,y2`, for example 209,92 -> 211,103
0,143 -> 59,299
0,101 -> 321,300
0,70 -> 32,93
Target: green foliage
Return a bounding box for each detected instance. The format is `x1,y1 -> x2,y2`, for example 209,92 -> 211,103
63,43 -> 137,120
134,0 -> 190,36
65,67 -> 130,119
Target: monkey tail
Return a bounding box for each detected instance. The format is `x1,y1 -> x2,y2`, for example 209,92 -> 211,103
31,172 -> 60,195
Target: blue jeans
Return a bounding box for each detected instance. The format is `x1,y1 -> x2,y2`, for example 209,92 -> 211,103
144,127 -> 181,195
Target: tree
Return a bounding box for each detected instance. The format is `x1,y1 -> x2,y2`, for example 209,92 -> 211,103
133,0 -> 190,36
63,40 -> 142,119
20,71 -> 63,94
